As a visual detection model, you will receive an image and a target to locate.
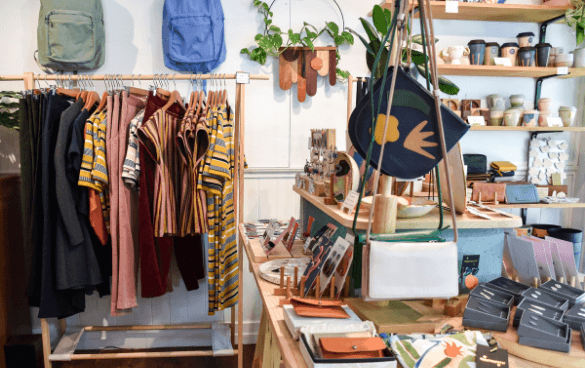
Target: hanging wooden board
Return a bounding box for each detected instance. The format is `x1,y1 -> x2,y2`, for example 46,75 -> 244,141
317,50 -> 329,77
305,50 -> 318,97
329,50 -> 337,86
279,54 -> 293,91
297,52 -> 307,103
290,57 -> 299,84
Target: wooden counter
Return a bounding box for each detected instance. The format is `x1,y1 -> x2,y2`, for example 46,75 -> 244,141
240,230 -> 553,368
294,186 -> 523,230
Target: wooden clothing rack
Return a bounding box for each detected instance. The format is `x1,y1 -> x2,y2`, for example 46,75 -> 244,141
2,71 -> 269,368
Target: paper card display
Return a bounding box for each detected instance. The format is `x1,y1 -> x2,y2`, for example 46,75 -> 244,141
261,219 -> 278,246
285,221 -> 299,252
302,237 -> 334,297
305,224 -> 337,254
547,236 -> 582,289
524,237 -> 554,282
303,224 -> 328,252
494,57 -> 512,66
467,116 -> 486,126
502,234 -> 517,279
318,237 -> 351,297
507,235 -> 541,285
341,190 -> 359,214
546,239 -> 567,282
335,245 -> 354,299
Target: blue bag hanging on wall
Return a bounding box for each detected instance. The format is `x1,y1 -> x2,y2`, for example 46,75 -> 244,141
163,0 -> 226,72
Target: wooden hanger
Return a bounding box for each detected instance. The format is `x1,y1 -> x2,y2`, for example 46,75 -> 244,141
221,74 -> 227,106
56,87 -> 80,99
128,74 -> 149,97
161,90 -> 185,113
84,91 -> 100,111
95,91 -> 108,113
155,74 -> 172,100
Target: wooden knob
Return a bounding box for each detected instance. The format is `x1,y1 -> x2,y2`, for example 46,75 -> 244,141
311,57 -> 324,71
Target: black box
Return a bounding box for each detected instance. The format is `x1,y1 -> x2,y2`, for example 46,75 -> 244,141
4,335 -> 43,368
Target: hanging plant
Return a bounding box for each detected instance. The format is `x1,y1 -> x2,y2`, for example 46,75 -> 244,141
347,5 -> 460,95
566,0 -> 585,46
240,0 -> 354,82
0,91 -> 22,130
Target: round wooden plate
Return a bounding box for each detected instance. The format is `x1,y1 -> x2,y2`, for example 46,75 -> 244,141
259,258 -> 310,285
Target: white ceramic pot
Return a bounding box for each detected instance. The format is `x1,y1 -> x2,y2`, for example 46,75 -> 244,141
559,106 -> 577,127
537,98 -> 552,112
504,109 -> 522,127
571,48 -> 585,67
538,111 -> 551,127
442,46 -> 470,65
509,94 -> 525,109
555,53 -> 573,67
489,110 -> 504,126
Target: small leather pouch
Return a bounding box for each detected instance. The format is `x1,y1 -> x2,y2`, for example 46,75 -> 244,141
471,182 -> 506,203
319,337 -> 386,360
290,297 -> 350,319
463,154 -> 487,174
490,161 -> 517,172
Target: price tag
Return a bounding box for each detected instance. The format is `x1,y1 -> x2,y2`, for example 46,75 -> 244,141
556,67 -> 569,75
236,72 -> 250,84
494,57 -> 512,67
547,116 -> 563,127
445,0 -> 459,13
467,116 -> 486,126
341,190 -> 360,214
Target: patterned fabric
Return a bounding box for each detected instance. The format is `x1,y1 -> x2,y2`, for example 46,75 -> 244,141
122,110 -> 144,191
137,109 -> 180,237
198,104 -> 238,315
176,111 -> 209,236
388,331 -> 488,368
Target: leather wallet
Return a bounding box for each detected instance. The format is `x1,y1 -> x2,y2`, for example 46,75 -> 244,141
471,182 -> 506,203
290,297 -> 350,319
463,154 -> 487,174
506,184 -> 539,204
319,337 -> 386,360
490,161 -> 517,172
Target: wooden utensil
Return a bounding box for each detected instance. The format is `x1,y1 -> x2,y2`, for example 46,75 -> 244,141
317,50 -> 329,77
297,52 -> 307,102
329,50 -> 337,86
279,54 -> 293,91
305,50 -> 318,97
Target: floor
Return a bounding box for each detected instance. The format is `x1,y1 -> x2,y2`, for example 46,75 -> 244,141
54,345 -> 255,368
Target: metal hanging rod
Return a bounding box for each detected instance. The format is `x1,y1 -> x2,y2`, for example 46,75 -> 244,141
0,73 -> 270,82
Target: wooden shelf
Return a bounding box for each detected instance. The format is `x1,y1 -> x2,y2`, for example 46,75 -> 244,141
293,186 -> 522,230
437,65 -> 585,78
488,203 -> 585,209
470,126 -> 585,132
380,1 -> 570,23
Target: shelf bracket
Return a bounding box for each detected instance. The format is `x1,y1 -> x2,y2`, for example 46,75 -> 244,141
534,73 -> 570,107
539,14 -> 566,44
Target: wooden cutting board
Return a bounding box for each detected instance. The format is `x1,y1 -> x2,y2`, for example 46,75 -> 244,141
317,50 -> 329,77
329,50 -> 337,86
297,52 -> 306,102
305,50 -> 318,97
279,54 -> 293,91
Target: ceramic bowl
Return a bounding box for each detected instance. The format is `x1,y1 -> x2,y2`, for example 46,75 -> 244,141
537,98 -> 552,112
486,94 -> 505,110
489,109 -> 504,126
555,53 -> 574,67
538,111 -> 552,127
522,109 -> 539,127
559,106 -> 577,127
509,94 -> 525,108
504,109 -> 522,127
396,197 -> 437,219
517,32 -> 535,48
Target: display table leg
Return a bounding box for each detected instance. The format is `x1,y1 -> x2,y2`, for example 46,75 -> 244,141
253,307 -> 268,368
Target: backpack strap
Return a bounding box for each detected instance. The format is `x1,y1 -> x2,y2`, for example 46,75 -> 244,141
34,50 -> 62,75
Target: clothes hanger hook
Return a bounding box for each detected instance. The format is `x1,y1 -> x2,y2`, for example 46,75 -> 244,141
44,74 -> 49,88
137,74 -> 142,86
173,74 -> 177,89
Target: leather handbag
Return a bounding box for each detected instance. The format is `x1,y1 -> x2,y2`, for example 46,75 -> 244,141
471,182 -> 506,203
356,0 -> 459,302
319,337 -> 386,360
290,297 -> 350,319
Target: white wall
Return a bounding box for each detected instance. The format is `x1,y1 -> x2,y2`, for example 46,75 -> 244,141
0,0 -> 582,347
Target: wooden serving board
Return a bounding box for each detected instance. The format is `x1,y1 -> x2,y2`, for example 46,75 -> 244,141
305,51 -> 318,97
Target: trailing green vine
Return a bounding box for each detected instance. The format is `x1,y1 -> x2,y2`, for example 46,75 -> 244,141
240,0 -> 354,82
566,0 -> 585,46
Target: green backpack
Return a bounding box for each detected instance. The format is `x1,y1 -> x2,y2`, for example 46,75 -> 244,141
36,0 -> 105,72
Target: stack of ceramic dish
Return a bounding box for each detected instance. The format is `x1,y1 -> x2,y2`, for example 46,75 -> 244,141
486,94 -> 505,126
537,97 -> 552,127
504,94 -> 525,127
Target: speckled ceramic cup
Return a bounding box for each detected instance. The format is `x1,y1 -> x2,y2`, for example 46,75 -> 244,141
522,109 -> 539,127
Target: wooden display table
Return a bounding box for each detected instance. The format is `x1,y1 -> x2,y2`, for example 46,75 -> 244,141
239,230 -> 555,368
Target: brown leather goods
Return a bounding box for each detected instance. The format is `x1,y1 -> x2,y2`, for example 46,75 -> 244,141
490,161 -> 517,172
319,337 -> 386,360
537,185 -> 568,196
290,297 -> 350,319
472,182 -> 506,203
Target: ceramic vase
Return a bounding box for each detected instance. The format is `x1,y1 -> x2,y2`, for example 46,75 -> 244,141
509,94 -> 525,110
517,32 -> 535,48
522,109 -> 539,127
442,46 -> 469,65
535,43 -> 551,67
504,108 -> 522,127
484,42 -> 500,65
559,106 -> 577,127
486,94 -> 505,110
518,47 -> 536,67
468,40 -> 486,65
537,98 -> 552,112
501,42 -> 519,66
571,47 -> 585,67
489,110 -> 504,126
538,111 -> 551,127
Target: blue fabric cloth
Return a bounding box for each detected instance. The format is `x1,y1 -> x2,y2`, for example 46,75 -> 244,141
163,0 -> 226,72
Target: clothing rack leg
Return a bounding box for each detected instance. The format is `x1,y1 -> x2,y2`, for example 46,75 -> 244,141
41,318 -> 52,368
237,82 -> 246,368
23,72 -> 34,90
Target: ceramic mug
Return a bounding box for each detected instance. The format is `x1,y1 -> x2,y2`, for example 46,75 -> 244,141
504,108 -> 522,127
501,42 -> 519,66
535,43 -> 552,67
509,94 -> 525,109
522,109 -> 539,127
517,32 -> 535,47
555,53 -> 573,67
538,111 -> 551,127
559,106 -> 577,127
571,47 -> 585,67
518,46 -> 536,67
489,110 -> 504,126
486,94 -> 505,110
468,40 -> 486,65
484,42 -> 500,65
443,46 -> 470,65
537,98 -> 552,112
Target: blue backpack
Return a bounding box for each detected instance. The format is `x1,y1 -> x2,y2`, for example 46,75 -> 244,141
162,0 -> 226,72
